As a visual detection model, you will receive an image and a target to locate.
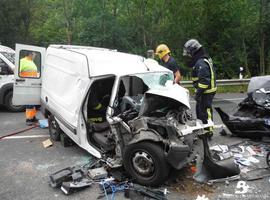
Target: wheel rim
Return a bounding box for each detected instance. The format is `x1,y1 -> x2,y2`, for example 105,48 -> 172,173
132,151 -> 155,177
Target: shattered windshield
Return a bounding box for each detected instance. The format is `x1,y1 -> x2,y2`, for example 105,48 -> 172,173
0,52 -> 15,64
115,71 -> 174,113
134,72 -> 174,90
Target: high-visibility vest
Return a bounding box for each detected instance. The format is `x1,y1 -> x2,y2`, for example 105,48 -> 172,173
19,57 -> 38,77
192,58 -> 217,94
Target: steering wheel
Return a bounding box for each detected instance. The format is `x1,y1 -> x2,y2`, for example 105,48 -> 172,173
120,96 -> 141,112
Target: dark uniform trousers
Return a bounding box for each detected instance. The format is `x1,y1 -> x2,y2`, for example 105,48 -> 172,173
192,57 -> 216,134
196,92 -> 215,125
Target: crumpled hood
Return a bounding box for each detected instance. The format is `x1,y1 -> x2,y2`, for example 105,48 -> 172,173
139,84 -> 190,116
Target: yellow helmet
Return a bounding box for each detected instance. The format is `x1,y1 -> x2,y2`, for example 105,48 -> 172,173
155,44 -> 170,59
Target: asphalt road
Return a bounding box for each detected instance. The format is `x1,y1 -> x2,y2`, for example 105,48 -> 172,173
0,93 -> 269,200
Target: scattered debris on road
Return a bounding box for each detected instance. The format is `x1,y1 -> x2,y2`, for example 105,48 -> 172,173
42,138 -> 53,148
39,119 -> 48,128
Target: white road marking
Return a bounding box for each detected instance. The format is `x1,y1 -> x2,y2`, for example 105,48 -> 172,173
3,135 -> 49,139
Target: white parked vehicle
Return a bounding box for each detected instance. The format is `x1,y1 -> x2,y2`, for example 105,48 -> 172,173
0,45 -> 24,111
13,44 -> 213,186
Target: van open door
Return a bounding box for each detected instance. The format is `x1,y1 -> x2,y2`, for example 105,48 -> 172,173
13,44 -> 46,105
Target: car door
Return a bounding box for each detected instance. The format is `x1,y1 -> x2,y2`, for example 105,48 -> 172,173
13,44 -> 46,105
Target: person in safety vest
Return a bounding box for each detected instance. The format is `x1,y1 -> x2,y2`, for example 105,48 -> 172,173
88,83 -> 106,124
155,44 -> 181,84
20,51 -> 39,126
183,39 -> 216,139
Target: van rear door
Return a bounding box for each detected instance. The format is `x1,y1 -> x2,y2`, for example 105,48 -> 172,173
13,44 -> 46,105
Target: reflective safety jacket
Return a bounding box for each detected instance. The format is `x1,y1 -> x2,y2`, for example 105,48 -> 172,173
192,57 -> 217,94
19,57 -> 38,77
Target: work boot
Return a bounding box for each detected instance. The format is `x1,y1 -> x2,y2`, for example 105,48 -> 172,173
26,117 -> 39,126
26,119 -> 34,126
32,117 -> 39,123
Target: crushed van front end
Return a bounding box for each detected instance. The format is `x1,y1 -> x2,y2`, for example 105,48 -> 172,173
107,84 -> 207,186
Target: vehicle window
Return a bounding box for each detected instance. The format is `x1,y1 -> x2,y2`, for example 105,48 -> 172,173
1,52 -> 15,64
18,50 -> 41,78
87,77 -> 115,123
135,72 -> 174,89
115,72 -> 174,113
0,58 -> 13,75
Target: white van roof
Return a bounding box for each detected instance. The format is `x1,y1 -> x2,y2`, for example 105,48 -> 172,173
0,45 -> 15,53
49,45 -> 169,77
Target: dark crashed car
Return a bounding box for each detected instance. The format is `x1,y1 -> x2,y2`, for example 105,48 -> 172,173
216,75 -> 270,138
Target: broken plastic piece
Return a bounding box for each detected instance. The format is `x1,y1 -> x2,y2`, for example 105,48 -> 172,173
194,134 -> 240,183
88,167 -> 108,180
61,179 -> 93,195
210,145 -> 228,153
207,175 -> 240,185
49,168 -> 73,188
235,158 -> 251,166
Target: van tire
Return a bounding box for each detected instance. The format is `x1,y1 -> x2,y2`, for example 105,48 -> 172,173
60,133 -> 74,147
4,91 -> 25,112
123,141 -> 169,186
48,115 -> 61,141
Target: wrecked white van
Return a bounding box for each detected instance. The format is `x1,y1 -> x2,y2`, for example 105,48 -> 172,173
13,44 -> 212,186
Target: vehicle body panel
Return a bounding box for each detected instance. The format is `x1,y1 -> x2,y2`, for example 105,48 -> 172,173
13,44 -> 45,105
42,47 -> 90,128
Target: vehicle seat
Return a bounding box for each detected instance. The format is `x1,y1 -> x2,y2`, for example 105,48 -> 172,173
92,121 -> 110,132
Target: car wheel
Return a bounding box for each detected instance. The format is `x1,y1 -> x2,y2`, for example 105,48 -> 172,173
4,91 -> 25,112
48,115 -> 61,141
123,141 -> 169,186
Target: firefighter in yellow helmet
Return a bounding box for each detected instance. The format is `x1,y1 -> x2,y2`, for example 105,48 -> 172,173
155,44 -> 181,84
19,51 -> 39,126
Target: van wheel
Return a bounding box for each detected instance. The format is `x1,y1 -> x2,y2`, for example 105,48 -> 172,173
4,91 -> 25,112
48,115 -> 61,141
60,133 -> 74,147
123,142 -> 169,186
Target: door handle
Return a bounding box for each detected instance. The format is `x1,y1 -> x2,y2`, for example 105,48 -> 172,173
31,83 -> 42,86
15,79 -> 25,82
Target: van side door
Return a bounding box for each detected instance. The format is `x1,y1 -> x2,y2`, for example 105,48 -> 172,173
13,44 -> 46,105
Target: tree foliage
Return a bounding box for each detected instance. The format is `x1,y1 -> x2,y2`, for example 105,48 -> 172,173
0,0 -> 269,78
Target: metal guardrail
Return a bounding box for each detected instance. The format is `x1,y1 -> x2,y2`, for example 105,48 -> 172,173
181,79 -> 250,87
